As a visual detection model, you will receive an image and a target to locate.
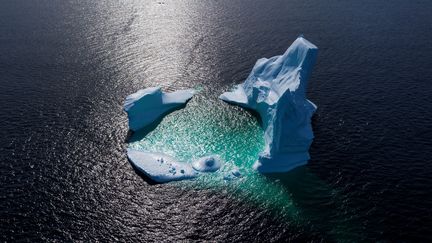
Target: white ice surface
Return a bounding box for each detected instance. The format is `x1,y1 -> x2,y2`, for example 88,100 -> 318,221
124,87 -> 195,131
220,36 -> 318,173
127,148 -> 199,183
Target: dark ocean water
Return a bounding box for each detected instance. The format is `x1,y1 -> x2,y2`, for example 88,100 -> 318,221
1,0 -> 432,241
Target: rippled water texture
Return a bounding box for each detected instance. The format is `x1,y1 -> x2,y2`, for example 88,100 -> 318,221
1,0 -> 432,241
128,91 -> 366,241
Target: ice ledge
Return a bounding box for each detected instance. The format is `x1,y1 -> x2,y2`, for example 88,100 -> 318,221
127,149 -> 226,183
127,149 -> 198,183
124,87 -> 195,132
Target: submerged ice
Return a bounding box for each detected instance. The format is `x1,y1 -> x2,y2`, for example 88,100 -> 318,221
220,36 -> 318,173
124,87 -> 195,131
191,156 -> 221,172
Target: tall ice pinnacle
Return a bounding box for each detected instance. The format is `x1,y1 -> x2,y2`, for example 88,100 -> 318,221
219,36 -> 318,173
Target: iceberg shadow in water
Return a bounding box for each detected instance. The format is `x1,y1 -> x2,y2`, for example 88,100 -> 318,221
263,167 -> 365,241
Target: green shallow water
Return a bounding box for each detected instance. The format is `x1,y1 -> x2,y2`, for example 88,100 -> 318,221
128,91 -> 364,240
128,92 -> 298,213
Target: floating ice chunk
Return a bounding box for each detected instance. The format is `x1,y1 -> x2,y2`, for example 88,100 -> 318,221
220,36 -> 318,173
223,167 -> 242,181
192,156 -> 221,172
127,148 -> 198,183
230,168 -> 241,177
124,87 -> 195,131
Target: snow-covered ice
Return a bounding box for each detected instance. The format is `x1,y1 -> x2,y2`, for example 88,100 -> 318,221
124,87 -> 195,131
127,148 -> 198,183
220,36 -> 318,173
127,150 -> 226,183
191,156 -> 222,172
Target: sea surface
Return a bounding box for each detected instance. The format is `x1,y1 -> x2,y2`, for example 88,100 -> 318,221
1,0 -> 432,241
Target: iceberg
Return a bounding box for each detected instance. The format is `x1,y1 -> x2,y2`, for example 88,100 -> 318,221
219,36 -> 318,173
127,148 -> 199,183
124,87 -> 195,131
